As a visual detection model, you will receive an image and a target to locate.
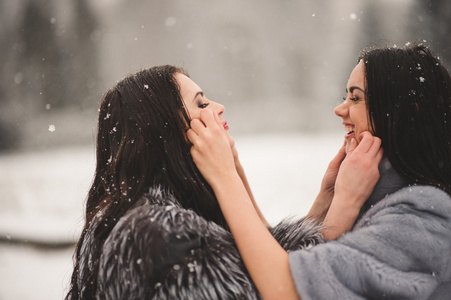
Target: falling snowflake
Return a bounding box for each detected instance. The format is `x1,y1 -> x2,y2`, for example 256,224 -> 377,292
419,77 -> 425,82
144,84 -> 149,89
48,125 -> 56,132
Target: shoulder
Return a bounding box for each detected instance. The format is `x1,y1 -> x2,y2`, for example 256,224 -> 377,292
355,185 -> 451,242
389,185 -> 451,204
106,186 -> 232,256
363,185 -> 451,221
97,186 -> 258,299
347,185 -> 451,274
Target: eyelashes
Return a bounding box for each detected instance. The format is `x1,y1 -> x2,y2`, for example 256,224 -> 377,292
198,102 -> 209,108
342,96 -> 360,102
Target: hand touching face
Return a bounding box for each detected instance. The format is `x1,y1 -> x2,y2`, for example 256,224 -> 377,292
187,109 -> 236,188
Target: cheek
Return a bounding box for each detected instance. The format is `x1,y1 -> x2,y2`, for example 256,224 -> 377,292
185,105 -> 199,120
351,108 -> 369,131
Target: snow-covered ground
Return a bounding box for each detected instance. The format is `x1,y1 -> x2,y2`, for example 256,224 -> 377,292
0,132 -> 342,300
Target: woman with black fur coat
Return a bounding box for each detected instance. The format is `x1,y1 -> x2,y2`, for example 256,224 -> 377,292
66,65 -> 378,299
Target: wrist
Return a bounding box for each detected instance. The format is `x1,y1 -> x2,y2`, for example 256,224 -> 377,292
316,189 -> 334,203
209,168 -> 241,191
233,154 -> 240,168
321,195 -> 361,240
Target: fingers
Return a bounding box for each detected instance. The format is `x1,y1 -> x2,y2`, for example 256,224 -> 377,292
189,110 -> 221,138
375,147 -> 384,163
367,135 -> 382,156
354,131 -> 374,153
213,110 -> 224,129
200,109 -> 231,144
186,128 -> 199,144
346,138 -> 358,154
200,109 -> 218,128
190,109 -> 225,136
353,131 -> 382,157
190,118 -> 205,135
329,141 -> 347,167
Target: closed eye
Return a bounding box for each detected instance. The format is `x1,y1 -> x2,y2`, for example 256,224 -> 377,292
342,96 -> 360,101
198,102 -> 209,108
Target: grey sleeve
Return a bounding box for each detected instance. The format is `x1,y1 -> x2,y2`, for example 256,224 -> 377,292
288,186 -> 451,300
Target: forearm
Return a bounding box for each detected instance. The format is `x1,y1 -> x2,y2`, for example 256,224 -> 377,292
234,159 -> 270,227
210,173 -> 300,300
321,194 -> 360,241
305,190 -> 333,223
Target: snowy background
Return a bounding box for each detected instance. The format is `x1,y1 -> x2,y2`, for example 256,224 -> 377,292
0,0 -> 450,299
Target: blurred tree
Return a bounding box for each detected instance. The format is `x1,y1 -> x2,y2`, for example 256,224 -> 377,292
0,0 -> 100,151
425,0 -> 451,69
409,0 -> 451,69
0,1 -> 18,150
64,0 -> 100,109
18,0 -> 66,109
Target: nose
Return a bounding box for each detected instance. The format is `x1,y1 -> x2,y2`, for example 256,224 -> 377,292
210,100 -> 225,116
334,101 -> 347,118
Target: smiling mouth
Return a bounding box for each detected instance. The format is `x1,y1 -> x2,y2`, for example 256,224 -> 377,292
345,125 -> 355,137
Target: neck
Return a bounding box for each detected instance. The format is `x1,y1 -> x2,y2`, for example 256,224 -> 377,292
356,157 -> 410,221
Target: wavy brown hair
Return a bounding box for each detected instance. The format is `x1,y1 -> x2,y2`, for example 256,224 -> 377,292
66,65 -> 228,299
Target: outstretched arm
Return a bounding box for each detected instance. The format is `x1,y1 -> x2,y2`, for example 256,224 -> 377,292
306,142 -> 347,223
188,110 -> 382,299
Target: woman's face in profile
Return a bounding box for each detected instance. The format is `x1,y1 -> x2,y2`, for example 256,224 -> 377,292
334,61 -> 370,153
175,72 -> 229,130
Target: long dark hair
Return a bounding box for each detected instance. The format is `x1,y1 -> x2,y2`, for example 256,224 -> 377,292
360,43 -> 451,195
66,65 -> 228,299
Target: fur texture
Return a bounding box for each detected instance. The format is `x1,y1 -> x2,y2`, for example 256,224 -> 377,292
289,177 -> 451,299
78,187 -> 323,299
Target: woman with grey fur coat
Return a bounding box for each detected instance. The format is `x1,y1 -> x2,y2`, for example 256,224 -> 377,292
188,43 -> 451,299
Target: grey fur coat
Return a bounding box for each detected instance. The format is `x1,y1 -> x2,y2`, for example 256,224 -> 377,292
83,187 -> 323,299
289,159 -> 451,300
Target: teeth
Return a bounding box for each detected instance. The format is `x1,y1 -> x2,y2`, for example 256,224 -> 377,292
345,125 -> 354,133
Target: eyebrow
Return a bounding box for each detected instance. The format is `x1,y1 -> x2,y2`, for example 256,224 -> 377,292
346,86 -> 365,94
192,91 -> 204,102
